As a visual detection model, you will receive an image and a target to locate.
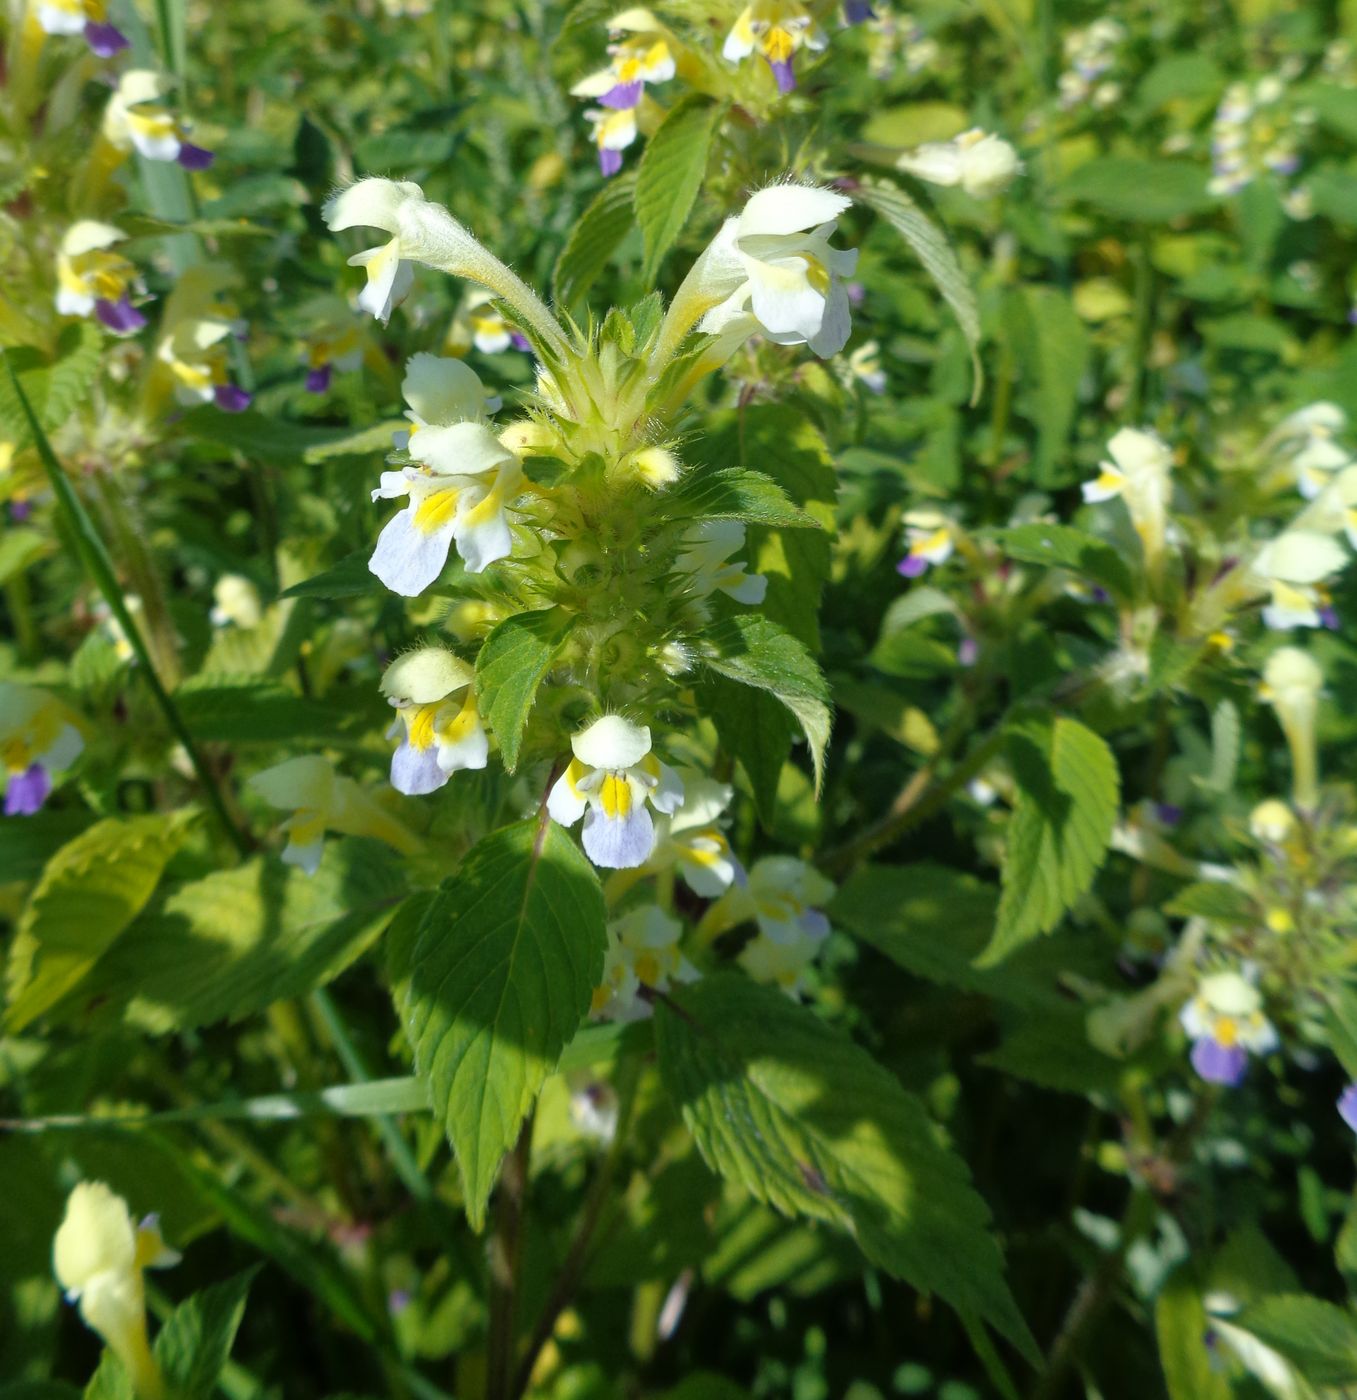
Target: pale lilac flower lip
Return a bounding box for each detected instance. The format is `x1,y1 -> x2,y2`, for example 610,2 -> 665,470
306,364 -> 333,394
509,332 -> 530,352
599,148 -> 623,177
96,297 -> 147,336
5,763 -> 51,817
601,79 -> 643,109
843,0 -> 875,21
85,21 -> 129,56
897,554 -> 928,578
213,384 -> 253,413
176,143 -> 215,171
1190,1036 -> 1248,1085
1339,1084 -> 1357,1132
10,500 -> 33,523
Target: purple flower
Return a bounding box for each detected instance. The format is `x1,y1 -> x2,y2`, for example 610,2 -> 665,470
1321,605 -> 1341,630
896,554 -> 928,578
843,0 -> 875,22
767,56 -> 797,94
5,764 -> 51,817
306,364 -> 333,395
509,332 -> 531,352
95,297 -> 147,336
213,384 -> 252,413
958,636 -> 979,667
1339,1084 -> 1357,1133
10,500 -> 33,523
84,21 -> 129,56
599,147 -> 623,177
1190,1036 -> 1249,1086
176,143 -> 215,171
600,79 -> 644,109
1154,803 -> 1184,827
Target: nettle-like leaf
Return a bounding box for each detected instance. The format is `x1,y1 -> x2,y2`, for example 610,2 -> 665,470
474,606 -> 574,772
854,178 -> 982,398
1233,1294 -> 1357,1387
554,171 -> 638,309
1155,1270 -> 1231,1400
5,813 -> 196,1033
154,1270 -> 256,1400
655,975 -> 1037,1360
979,715 -> 1120,966
281,550 -> 382,600
701,612 -> 832,795
1001,286 -> 1090,487
175,674 -> 348,743
48,839 -> 405,1034
402,816 -> 606,1229
990,523 -> 1134,601
635,94 -> 723,281
697,676 -> 796,826
0,326 -> 103,452
176,408 -> 403,464
666,465 -> 822,530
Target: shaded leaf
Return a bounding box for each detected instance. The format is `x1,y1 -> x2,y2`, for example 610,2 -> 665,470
474,607 -> 573,772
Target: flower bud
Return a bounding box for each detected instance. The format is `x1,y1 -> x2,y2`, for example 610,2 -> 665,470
1261,647 -> 1323,809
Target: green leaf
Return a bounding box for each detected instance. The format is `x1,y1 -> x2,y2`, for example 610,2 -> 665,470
1001,287 -> 1090,486
554,171 -> 638,309
992,523 -> 1133,599
280,549 -> 381,600
0,325 -> 104,452
1162,881 -> 1254,922
668,466 -> 821,529
6,813 -> 195,1033
0,808 -> 97,884
0,526 -> 51,585
49,840 -> 406,1034
175,675 -> 346,743
1234,1294 -> 1357,1386
697,675 -> 796,826
1203,698 -> 1240,795
177,407 -> 402,464
403,817 -> 606,1228
976,1007 -> 1123,1095
855,177 -> 982,399
1325,987 -> 1357,1081
1155,1270 -> 1231,1400
701,612 -> 832,793
474,607 -> 573,772
1061,158 -> 1215,221
654,975 -> 1036,1359
154,1270 -> 255,1400
635,95 -> 722,282
832,862 -> 1110,1012
980,716 -> 1120,966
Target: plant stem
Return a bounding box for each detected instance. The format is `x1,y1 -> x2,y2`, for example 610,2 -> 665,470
5,356 -> 250,859
487,1115 -> 534,1400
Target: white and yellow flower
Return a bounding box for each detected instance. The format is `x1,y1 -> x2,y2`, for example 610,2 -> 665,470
547,715 -> 684,869
897,509 -> 955,578
895,129 -> 1022,198
644,771 -> 741,897
369,356 -> 521,594
571,18 -> 676,110
723,0 -> 828,94
102,70 -> 212,169
1261,646 -> 1323,810
53,1181 -> 179,1399
33,0 -> 127,53
55,223 -> 147,336
0,682 -> 83,817
1179,970 -> 1277,1086
1250,528 -> 1346,630
157,315 -> 252,412
1081,427 -> 1173,572
590,905 -> 697,1020
448,289 -> 530,356
209,574 -> 262,630
691,183 -> 858,359
300,302 -> 366,394
585,105 -> 640,177
324,179 -> 424,324
379,647 -> 488,796
1248,798 -> 1296,845
248,755 -> 419,874
673,520 -> 767,604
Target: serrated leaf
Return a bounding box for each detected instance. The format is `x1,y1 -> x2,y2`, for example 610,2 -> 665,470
554,172 -> 638,308
1155,1270 -> 1231,1400
6,813 -> 195,1033
175,675 -> 345,742
403,817 -> 606,1228
49,840 -> 406,1034
177,407 -> 401,464
855,178 -> 982,399
280,549 -> 381,600
992,523 -> 1134,598
701,612 -> 832,793
697,675 -> 795,826
667,466 -> 821,529
1162,881 -> 1254,922
0,325 -> 104,452
654,975 -> 1036,1360
635,95 -> 722,282
980,716 -> 1119,966
1061,158 -> 1215,221
474,607 -> 573,772
0,526 -> 51,585
154,1270 -> 255,1400
1001,287 -> 1089,485
1233,1294 -> 1357,1386
0,807 -> 95,884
